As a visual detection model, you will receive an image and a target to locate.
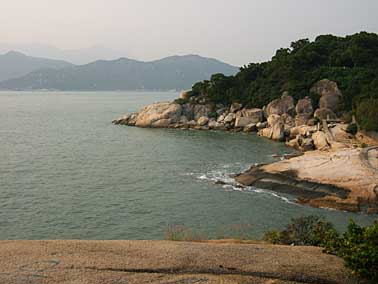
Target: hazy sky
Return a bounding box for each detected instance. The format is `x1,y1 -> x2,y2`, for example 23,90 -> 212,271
1,0 -> 378,65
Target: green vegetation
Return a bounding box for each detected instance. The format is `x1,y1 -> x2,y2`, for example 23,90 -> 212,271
188,32 -> 378,131
264,217 -> 378,282
356,98 -> 378,131
263,216 -> 338,247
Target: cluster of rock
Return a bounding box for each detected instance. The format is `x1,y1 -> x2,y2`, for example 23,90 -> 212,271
113,79 -> 350,153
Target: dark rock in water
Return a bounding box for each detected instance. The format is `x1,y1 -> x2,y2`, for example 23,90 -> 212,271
215,180 -> 227,185
235,166 -> 350,202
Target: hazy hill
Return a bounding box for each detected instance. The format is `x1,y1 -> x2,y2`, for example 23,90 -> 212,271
0,51 -> 73,82
0,55 -> 238,91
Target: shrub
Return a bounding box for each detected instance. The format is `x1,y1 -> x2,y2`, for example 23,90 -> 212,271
355,98 -> 378,131
263,230 -> 281,244
337,220 -> 378,281
263,217 -> 378,282
278,216 -> 338,246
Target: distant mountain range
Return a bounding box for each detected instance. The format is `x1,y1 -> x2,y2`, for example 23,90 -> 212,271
0,51 -> 73,82
0,52 -> 238,91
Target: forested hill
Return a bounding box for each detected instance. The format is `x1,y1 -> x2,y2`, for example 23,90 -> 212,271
185,32 -> 378,121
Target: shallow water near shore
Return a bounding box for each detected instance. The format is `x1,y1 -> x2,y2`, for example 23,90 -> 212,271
1,91 -> 377,240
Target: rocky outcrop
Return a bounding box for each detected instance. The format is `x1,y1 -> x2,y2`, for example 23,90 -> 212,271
314,108 -> 337,120
311,79 -> 342,113
295,97 -> 313,126
193,104 -> 212,121
265,94 -> 295,117
236,148 -> 378,213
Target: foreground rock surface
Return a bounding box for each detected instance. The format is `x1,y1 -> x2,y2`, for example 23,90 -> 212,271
0,240 -> 358,284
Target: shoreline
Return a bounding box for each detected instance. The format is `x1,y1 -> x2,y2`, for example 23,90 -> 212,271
112,81 -> 378,213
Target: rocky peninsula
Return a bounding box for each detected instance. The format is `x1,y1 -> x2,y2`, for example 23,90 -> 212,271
113,79 -> 378,213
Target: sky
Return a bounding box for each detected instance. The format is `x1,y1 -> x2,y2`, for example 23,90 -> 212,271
1,0 -> 378,66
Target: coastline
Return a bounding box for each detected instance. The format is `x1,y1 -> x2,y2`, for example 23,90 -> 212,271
112,80 -> 378,214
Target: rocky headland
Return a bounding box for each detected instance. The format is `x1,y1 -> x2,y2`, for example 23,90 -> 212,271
113,79 -> 378,213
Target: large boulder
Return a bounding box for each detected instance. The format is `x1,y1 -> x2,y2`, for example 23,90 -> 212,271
230,103 -> 243,113
182,104 -> 194,120
224,113 -> 236,123
241,108 -> 263,123
235,117 -> 257,128
295,113 -> 312,127
267,114 -> 282,127
312,131 -> 329,150
314,108 -> 337,120
311,79 -> 342,112
259,127 -> 273,139
151,119 -> 172,128
295,97 -> 313,126
296,96 -> 313,115
135,102 -> 182,127
265,94 -> 295,117
197,116 -> 209,126
193,104 -> 212,121
271,122 -> 285,141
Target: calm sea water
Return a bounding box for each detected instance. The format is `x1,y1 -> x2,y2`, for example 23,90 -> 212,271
0,91 -> 377,240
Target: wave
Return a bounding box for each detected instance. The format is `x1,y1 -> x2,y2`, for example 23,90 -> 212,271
184,163 -> 298,206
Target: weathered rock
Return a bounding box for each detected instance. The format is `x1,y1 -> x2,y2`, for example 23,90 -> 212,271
312,131 -> 329,150
230,103 -> 243,113
301,138 -> 315,151
197,116 -> 209,126
179,116 -> 188,123
256,121 -> 268,129
296,97 -> 313,115
311,79 -> 342,112
224,113 -> 236,123
216,108 -> 228,116
265,94 -> 295,117
267,114 -> 282,127
295,113 -> 311,127
151,119 -> 172,128
235,117 -> 257,128
182,104 -> 194,120
259,127 -> 273,139
214,122 -> 226,130
135,102 -> 182,128
187,120 -> 197,127
208,120 -> 217,129
289,125 -> 318,139
281,113 -> 295,129
241,108 -> 263,123
217,115 -> 225,123
286,136 -> 301,149
244,123 -> 257,133
314,108 -> 337,120
272,122 -> 285,141
193,104 -> 212,121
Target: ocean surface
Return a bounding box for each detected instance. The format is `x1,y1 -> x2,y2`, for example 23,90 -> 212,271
1,91 -> 377,240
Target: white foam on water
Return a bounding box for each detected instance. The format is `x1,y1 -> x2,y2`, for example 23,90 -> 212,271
187,163 -> 298,206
